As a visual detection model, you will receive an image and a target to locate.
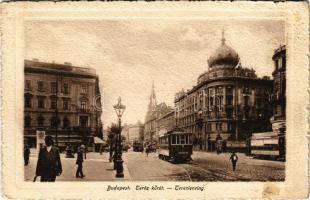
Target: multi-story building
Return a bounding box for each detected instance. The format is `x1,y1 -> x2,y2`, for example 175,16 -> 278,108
156,109 -> 175,137
24,59 -> 103,150
270,45 -> 286,156
122,122 -> 144,145
174,33 -> 273,152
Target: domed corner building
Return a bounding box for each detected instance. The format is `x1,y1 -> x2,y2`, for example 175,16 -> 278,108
174,34 -> 273,153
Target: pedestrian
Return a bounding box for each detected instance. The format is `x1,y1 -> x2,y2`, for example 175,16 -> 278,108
146,146 -> 149,157
229,152 -> 238,171
109,144 -> 114,162
24,144 -> 30,166
76,145 -> 85,178
35,135 -> 62,182
81,144 -> 87,159
99,145 -> 103,155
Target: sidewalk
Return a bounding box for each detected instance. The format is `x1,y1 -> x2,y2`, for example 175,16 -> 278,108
25,152 -> 131,181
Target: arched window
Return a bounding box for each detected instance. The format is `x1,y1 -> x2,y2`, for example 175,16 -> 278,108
37,114 -> 45,127
63,116 -> 70,129
24,115 -> 31,127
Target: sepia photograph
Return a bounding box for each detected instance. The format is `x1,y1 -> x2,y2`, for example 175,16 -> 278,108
23,18 -> 286,182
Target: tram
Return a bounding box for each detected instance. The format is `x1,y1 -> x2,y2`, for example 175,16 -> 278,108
250,131 -> 285,160
158,130 -> 193,163
133,141 -> 144,152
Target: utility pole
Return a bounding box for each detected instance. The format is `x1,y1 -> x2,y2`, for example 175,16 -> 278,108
235,68 -> 239,141
55,76 -> 59,147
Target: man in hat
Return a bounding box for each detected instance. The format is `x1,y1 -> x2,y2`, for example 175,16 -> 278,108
76,145 -> 85,178
24,144 -> 30,166
229,151 -> 239,171
35,135 -> 62,182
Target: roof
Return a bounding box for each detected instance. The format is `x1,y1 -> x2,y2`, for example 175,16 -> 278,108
207,38 -> 239,68
24,59 -> 97,78
251,132 -> 277,139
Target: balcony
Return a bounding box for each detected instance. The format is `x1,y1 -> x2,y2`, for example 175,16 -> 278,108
73,126 -> 91,132
77,108 -> 91,113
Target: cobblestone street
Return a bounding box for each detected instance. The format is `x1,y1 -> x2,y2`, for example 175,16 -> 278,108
25,149 -> 284,182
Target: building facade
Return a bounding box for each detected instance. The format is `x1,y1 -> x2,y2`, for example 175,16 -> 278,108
24,59 -> 103,150
174,34 -> 273,152
156,109 -> 175,137
122,122 -> 144,145
271,45 -> 286,156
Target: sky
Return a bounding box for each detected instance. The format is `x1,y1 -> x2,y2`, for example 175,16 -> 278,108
25,19 -> 285,128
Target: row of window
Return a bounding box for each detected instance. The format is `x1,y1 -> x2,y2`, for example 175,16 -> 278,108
180,122 -> 236,133
24,96 -> 88,110
177,96 -> 252,118
178,94 -> 255,112
178,109 -> 235,125
24,115 -> 89,128
182,86 -> 254,104
25,80 -> 88,94
178,108 -> 258,127
159,134 -> 193,145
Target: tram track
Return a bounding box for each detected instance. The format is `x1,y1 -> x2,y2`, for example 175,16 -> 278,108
157,155 -> 235,181
177,162 -> 251,181
179,163 -> 226,181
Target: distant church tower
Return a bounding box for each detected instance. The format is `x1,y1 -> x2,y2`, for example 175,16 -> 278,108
148,82 -> 157,111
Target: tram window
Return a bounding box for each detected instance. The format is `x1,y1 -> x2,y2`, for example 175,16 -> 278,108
172,135 -> 176,144
185,135 -> 189,144
189,135 -> 192,144
176,135 -> 180,144
180,135 -> 186,144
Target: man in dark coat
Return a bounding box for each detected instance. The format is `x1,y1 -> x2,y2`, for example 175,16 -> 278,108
229,152 -> 238,171
76,146 -> 85,178
35,136 -> 62,182
24,144 -> 30,166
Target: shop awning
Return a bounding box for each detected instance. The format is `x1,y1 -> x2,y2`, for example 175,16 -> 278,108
94,137 -> 106,144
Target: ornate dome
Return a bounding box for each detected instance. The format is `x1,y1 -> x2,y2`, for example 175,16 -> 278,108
207,32 -> 239,68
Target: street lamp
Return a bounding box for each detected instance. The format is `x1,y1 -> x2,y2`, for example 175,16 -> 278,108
113,97 -> 126,178
196,108 -> 203,150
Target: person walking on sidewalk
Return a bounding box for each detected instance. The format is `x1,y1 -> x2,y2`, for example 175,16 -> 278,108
76,145 -> 85,178
24,144 -> 30,166
35,135 -> 62,182
146,146 -> 149,157
229,152 -> 238,171
109,144 -> 114,162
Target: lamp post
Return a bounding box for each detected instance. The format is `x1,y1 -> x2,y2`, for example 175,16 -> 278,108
113,97 -> 126,178
196,108 -> 203,150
